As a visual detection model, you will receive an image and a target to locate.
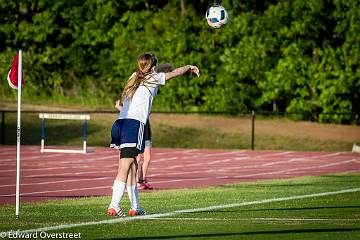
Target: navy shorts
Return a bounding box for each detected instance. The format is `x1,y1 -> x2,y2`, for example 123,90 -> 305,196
110,119 -> 145,158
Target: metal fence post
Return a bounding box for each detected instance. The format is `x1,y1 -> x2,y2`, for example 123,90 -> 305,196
83,119 -> 88,153
251,110 -> 255,150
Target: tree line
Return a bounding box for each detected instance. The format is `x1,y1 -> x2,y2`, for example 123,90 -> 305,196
0,0 -> 359,123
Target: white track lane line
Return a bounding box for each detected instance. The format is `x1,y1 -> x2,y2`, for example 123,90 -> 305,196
160,152 -> 356,170
0,153 -> 65,162
216,158 -> 359,173
0,186 -> 112,197
0,154 -> 179,166
2,159 -> 359,197
217,159 -> 360,179
1,151 -> 358,196
0,163 -> 118,173
150,158 -> 360,178
0,154 -> 116,165
0,177 -> 113,188
0,177 -> 213,197
23,170 -> 112,178
4,157 -> 356,193
1,187 -> 359,236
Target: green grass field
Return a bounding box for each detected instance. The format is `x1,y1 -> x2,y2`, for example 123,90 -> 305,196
1,173 -> 360,240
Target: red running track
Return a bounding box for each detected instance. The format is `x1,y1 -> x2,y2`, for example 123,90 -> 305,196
0,145 -> 359,205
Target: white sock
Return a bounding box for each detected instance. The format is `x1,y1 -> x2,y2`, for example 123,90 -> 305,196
127,185 -> 141,210
109,180 -> 126,209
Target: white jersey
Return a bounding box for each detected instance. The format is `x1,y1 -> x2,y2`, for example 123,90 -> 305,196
119,72 -> 165,123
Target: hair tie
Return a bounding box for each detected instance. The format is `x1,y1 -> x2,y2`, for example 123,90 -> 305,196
136,70 -> 144,78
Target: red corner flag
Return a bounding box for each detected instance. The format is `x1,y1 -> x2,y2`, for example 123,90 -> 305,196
7,52 -> 24,89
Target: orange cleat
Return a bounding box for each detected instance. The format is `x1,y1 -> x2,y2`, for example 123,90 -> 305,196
107,207 -> 125,217
128,208 -> 146,216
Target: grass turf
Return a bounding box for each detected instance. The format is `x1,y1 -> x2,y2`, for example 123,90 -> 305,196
1,173 -> 359,239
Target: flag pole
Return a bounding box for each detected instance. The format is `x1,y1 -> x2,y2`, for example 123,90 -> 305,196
15,49 -> 22,219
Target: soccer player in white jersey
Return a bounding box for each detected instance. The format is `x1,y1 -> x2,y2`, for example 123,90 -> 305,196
108,53 -> 200,216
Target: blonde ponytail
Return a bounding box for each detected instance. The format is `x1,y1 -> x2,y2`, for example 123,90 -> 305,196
121,53 -> 158,101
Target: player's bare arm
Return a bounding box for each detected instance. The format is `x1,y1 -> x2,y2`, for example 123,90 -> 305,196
165,65 -> 200,81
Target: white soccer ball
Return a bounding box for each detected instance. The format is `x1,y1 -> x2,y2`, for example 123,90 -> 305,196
205,5 -> 229,29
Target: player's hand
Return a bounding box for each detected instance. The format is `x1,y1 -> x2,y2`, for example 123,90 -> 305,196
189,66 -> 200,77
115,100 -> 122,111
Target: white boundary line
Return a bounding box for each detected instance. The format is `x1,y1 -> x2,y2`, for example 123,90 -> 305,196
1,187 -> 359,236
145,217 -> 360,221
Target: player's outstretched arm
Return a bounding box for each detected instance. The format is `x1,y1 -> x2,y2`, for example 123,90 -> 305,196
165,65 -> 200,81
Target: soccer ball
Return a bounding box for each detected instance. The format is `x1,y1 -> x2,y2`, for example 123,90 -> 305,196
205,5 -> 229,29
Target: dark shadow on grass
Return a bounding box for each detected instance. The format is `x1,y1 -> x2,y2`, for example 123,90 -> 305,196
237,184 -> 316,188
245,205 -> 360,211
322,175 -> 360,178
101,228 -> 360,240
174,205 -> 360,215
